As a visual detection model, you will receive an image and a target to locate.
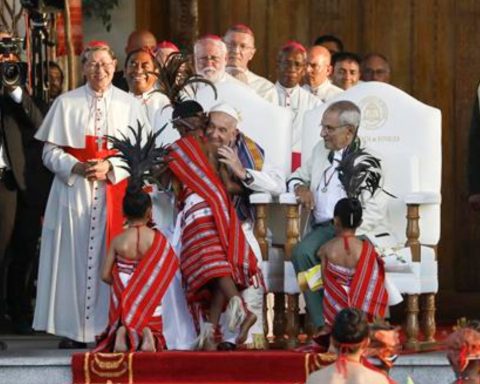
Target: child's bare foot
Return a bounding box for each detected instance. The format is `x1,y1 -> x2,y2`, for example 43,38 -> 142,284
114,326 -> 128,352
140,327 -> 156,352
236,311 -> 257,345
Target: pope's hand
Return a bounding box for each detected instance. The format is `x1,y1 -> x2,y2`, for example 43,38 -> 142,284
85,159 -> 111,181
295,185 -> 314,211
217,145 -> 246,179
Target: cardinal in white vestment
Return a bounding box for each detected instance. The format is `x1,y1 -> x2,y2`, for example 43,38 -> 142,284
274,41 -> 322,170
223,24 -> 278,104
33,42 -> 151,347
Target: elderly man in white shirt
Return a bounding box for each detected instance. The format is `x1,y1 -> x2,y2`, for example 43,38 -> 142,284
287,100 -> 387,334
223,24 -> 278,104
303,46 -> 343,102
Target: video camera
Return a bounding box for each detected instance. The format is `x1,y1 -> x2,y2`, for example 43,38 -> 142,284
0,37 -> 28,88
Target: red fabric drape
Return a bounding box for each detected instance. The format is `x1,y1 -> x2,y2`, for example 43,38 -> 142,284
56,0 -> 83,56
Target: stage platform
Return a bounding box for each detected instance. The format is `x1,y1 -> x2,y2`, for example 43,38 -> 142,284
0,334 -> 455,384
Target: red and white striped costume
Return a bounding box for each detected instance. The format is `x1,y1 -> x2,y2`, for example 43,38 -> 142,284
323,240 -> 388,325
168,137 -> 261,302
95,231 -> 178,352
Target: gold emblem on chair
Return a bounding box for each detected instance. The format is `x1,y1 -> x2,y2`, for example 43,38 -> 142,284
359,96 -> 388,130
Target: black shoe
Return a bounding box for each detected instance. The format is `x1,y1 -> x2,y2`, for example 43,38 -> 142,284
217,341 -> 236,351
312,328 -> 331,349
0,340 -> 6,351
58,338 -> 87,349
12,319 -> 34,335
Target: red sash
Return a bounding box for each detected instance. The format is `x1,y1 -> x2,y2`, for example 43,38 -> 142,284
64,135 -> 127,247
168,136 -> 261,288
323,241 -> 388,325
95,231 -> 179,352
291,151 -> 301,172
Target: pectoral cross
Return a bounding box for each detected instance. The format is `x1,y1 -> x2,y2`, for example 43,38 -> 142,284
96,135 -> 104,151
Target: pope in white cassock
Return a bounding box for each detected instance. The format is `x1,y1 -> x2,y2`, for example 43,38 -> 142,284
33,42 -> 151,347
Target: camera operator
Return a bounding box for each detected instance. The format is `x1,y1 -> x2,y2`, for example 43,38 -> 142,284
0,26 -> 44,347
6,61 -> 61,336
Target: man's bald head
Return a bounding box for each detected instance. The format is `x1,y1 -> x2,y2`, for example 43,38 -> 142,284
305,45 -> 332,88
125,30 -> 157,54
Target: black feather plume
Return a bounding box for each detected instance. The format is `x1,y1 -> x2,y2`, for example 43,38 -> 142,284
106,120 -> 169,194
336,147 -> 383,199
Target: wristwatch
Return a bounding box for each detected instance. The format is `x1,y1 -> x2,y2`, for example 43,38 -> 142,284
243,170 -> 254,185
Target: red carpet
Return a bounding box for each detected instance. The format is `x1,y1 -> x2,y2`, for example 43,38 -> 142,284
71,350 -> 334,384
72,328 -> 453,384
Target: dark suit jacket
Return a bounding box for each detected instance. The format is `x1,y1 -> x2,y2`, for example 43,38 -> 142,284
0,89 -> 44,192
112,70 -> 129,92
468,86 -> 480,194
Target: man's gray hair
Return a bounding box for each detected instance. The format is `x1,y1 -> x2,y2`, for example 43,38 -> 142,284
193,37 -> 227,57
325,100 -> 361,129
81,45 -> 117,64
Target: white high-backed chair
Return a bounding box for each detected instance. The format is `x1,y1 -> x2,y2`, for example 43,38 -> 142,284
281,82 -> 441,349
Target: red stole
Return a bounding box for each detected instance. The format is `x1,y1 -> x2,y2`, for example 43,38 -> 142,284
95,231 -> 179,352
323,240 -> 388,325
168,136 -> 261,288
291,152 -> 301,172
64,135 -> 127,246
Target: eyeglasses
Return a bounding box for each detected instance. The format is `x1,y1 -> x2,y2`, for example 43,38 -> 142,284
85,61 -> 115,71
320,124 -> 349,133
225,42 -> 254,52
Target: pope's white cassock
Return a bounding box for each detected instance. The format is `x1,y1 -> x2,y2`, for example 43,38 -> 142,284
275,82 -> 322,169
33,84 -> 150,343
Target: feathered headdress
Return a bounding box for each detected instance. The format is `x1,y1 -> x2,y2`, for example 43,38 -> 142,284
106,120 -> 169,193
336,146 -> 383,199
154,51 -> 217,115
